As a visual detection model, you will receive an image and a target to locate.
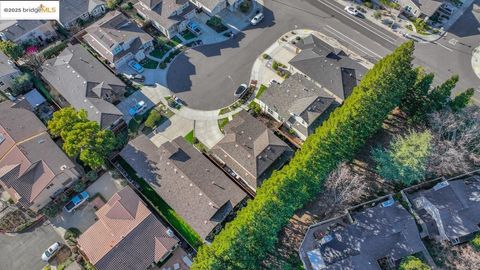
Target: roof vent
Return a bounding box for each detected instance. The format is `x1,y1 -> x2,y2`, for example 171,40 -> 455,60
189,183 -> 193,187
37,139 -> 45,144
199,192 -> 203,196
60,165 -> 67,171
247,154 -> 251,158
166,228 -> 174,237
235,144 -> 238,147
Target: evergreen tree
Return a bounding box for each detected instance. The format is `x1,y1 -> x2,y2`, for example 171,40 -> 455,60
428,75 -> 458,111
192,41 -> 416,270
450,88 -> 474,112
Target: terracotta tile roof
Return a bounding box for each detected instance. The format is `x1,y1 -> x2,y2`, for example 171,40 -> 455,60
78,186 -> 179,270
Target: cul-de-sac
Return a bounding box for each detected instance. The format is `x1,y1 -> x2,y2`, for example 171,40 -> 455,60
0,0 -> 479,269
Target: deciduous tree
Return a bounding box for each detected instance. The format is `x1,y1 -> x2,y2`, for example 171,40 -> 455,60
0,40 -> 24,60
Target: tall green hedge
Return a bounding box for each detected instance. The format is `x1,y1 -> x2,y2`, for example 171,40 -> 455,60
191,41 -> 416,269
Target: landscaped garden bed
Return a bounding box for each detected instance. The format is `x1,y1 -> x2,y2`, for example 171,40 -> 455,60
206,16 -> 228,33
181,30 -> 196,41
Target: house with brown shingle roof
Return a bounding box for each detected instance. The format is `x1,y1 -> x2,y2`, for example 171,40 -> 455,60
78,186 -> 180,270
0,101 -> 80,212
83,11 -> 154,68
120,136 -> 247,241
211,111 -> 293,194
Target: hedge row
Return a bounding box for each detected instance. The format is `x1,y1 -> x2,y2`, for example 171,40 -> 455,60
191,41 -> 417,269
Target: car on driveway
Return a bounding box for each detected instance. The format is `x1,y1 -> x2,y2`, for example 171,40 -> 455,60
250,13 -> 264,25
187,21 -> 202,36
64,191 -> 89,213
234,84 -> 248,98
41,242 -> 61,262
129,100 -> 147,116
125,74 -> 145,83
344,6 -> 359,16
128,60 -> 144,73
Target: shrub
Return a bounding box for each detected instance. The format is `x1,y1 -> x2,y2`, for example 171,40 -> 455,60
42,204 -> 60,218
85,170 -> 98,182
42,41 -> 68,59
159,62 -> 167,69
248,102 -> 261,116
72,181 -> 86,192
364,1 -> 373,8
64,227 -> 81,240
239,2 -> 250,13
262,53 -> 271,60
471,233 -> 480,251
374,11 -> 382,19
399,256 -> 431,270
144,109 -> 162,129
11,73 -> 33,96
192,41 -> 416,269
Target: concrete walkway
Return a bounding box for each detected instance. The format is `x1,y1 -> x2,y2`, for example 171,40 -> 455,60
194,120 -> 225,149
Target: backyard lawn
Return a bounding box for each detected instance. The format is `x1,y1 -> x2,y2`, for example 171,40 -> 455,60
140,58 -> 159,69
116,158 -> 203,249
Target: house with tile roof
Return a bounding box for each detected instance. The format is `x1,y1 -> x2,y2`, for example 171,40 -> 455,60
299,197 -> 431,270
0,51 -> 21,94
120,136 -> 247,241
289,34 -> 367,101
135,0 -> 195,39
0,101 -> 80,212
59,0 -> 107,29
83,11 -> 154,68
78,186 -> 180,270
257,73 -> 336,140
404,174 -> 480,245
40,44 -> 126,129
210,111 -> 292,193
0,20 -> 57,44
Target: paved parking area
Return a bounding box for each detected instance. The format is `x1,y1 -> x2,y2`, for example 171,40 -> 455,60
0,222 -> 63,270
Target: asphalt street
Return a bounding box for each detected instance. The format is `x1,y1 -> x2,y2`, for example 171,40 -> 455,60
167,0 -> 480,109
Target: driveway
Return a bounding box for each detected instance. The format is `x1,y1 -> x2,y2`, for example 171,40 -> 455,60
50,172 -> 126,237
148,114 -> 194,147
0,221 -> 63,270
117,85 -> 170,123
194,120 -> 224,149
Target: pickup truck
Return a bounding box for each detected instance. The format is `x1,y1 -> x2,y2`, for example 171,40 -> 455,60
64,191 -> 89,213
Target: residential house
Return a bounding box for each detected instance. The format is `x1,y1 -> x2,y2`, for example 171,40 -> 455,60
0,101 -> 80,212
190,0 -> 244,15
120,136 -> 247,241
289,34 -> 367,101
135,0 -> 195,39
83,11 -> 154,68
0,20 -> 57,44
40,44 -> 126,129
299,198 -> 430,270
78,186 -> 180,270
257,73 -> 336,140
404,175 -> 480,245
388,0 -> 444,19
211,110 -> 292,193
59,0 -> 107,29
0,51 -> 21,94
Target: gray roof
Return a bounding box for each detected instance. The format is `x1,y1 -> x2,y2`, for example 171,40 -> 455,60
59,0 -> 106,26
303,202 -> 427,270
84,11 -> 153,64
289,35 -> 367,100
0,51 -> 20,77
413,0 -> 443,17
260,73 -> 335,137
0,20 -> 47,42
211,111 -> 292,190
120,136 -> 246,240
412,176 -> 480,240
40,44 -> 125,129
195,0 -> 223,12
135,0 -> 192,31
0,101 -> 78,210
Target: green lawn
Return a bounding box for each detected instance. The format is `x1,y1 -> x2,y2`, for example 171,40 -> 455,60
184,130 -> 195,144
116,158 -> 203,249
218,118 -> 229,132
170,36 -> 183,47
181,30 -> 196,41
150,46 -> 170,59
256,84 -> 267,98
140,58 -> 159,69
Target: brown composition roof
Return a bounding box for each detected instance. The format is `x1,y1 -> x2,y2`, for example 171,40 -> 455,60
78,186 -> 179,270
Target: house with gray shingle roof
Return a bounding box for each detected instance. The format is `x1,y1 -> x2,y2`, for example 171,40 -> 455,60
40,44 -> 126,129
299,197 -> 430,270
404,174 -> 480,245
289,34 -> 367,101
257,73 -> 336,140
0,51 -> 21,94
388,0 -> 444,19
59,0 -> 107,29
211,111 -> 292,193
190,0 -> 244,15
135,0 -> 195,39
78,186 -> 180,270
0,20 -> 57,44
0,101 -> 80,212
120,136 -> 247,241
83,11 -> 154,68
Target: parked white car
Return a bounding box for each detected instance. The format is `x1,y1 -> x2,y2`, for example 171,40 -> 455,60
41,242 -> 61,262
344,6 -> 359,16
250,13 -> 264,25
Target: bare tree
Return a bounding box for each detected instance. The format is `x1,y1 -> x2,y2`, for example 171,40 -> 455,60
320,163 -> 368,215
427,106 -> 480,177
436,242 -> 480,270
